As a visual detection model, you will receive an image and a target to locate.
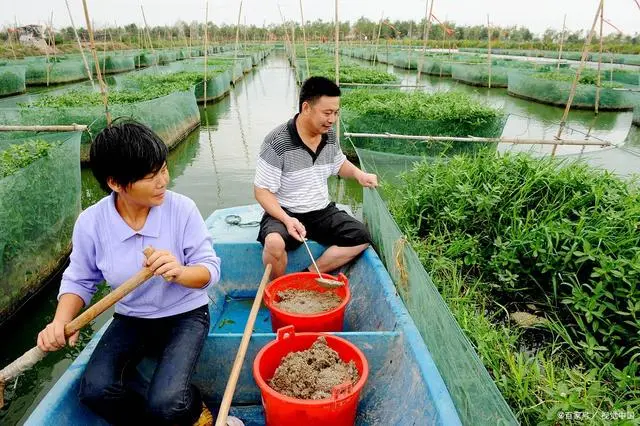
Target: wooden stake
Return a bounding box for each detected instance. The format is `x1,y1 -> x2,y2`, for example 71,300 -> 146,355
372,11 -> 384,66
407,21 -> 413,69
234,0 -> 243,60
81,0 -> 111,125
487,15 -> 492,89
299,0 -> 310,77
334,0 -> 339,85
140,3 -> 156,62
595,1 -> 604,115
66,0 -> 94,88
0,124 -> 88,132
552,0 -> 603,156
204,0 -> 209,110
417,0 -> 434,82
557,14 -> 566,70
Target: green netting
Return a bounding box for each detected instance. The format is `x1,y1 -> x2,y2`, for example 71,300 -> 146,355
359,166 -> 518,426
418,59 -> 452,76
0,131 -> 81,323
340,90 -> 506,158
507,71 -> 635,110
194,70 -> 231,102
607,69 -> 640,86
0,90 -> 200,162
97,55 -> 136,74
0,66 -> 26,97
451,64 -> 509,87
25,58 -> 90,85
158,51 -> 178,65
134,52 -> 158,68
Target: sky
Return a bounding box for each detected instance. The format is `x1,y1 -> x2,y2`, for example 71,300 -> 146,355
1,0 -> 638,36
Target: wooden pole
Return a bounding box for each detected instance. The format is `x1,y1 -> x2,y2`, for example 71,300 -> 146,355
372,12 -> 384,66
343,132 -> 612,147
557,14 -> 566,70
0,124 -> 88,132
8,26 -> 17,60
81,0 -> 111,125
595,1 -> 604,115
417,0 -> 434,82
49,12 -> 57,63
299,0 -> 310,77
214,265 -> 272,426
234,0 -> 243,60
140,3 -> 156,62
487,15 -> 492,88
552,0 -> 603,156
407,21 -> 413,69
65,0 -> 94,88
335,0 -> 340,146
204,0 -> 209,109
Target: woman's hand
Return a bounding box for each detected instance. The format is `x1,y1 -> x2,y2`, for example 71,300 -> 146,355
37,319 -> 79,352
145,249 -> 185,282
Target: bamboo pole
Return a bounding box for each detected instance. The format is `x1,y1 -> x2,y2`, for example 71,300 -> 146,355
8,26 -> 17,60
299,0 -> 310,77
557,14 -> 566,70
102,27 -> 107,76
595,1 -> 604,115
234,0 -> 243,60
343,132 -> 612,147
372,12 -> 384,66
140,3 -> 156,63
204,0 -> 209,109
552,0 -> 603,156
0,124 -> 88,132
49,12 -> 57,63
44,17 -> 51,87
334,0 -> 340,146
339,82 -> 426,87
487,15 -> 492,89
417,0 -> 434,82
81,0 -> 111,125
65,0 -> 94,89
407,21 -> 413,69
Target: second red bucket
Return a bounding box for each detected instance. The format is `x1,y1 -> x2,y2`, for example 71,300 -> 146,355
263,272 -> 350,332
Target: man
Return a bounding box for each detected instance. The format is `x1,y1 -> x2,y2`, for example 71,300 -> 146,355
254,76 -> 378,278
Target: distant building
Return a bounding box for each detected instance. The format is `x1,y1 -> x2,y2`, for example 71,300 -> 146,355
17,25 -> 46,45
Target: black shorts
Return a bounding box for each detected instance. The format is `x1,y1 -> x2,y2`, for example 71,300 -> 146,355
257,202 -> 372,251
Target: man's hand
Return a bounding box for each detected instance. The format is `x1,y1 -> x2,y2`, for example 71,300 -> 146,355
283,216 -> 306,242
145,249 -> 185,282
356,171 -> 379,188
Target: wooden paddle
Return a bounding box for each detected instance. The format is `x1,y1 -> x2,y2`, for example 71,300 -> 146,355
214,263 -> 272,426
0,247 -> 156,409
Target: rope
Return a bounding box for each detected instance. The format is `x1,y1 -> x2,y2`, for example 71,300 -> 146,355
393,237 -> 409,296
224,214 -> 260,227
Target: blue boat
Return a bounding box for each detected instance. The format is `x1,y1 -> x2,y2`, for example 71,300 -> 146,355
26,205 -> 461,425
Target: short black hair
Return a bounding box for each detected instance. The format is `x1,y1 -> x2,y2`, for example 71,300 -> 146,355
90,121 -> 168,193
299,76 -> 341,112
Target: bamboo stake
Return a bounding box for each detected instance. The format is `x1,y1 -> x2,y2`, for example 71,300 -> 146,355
44,17 -> 51,87
595,1 -> 604,115
343,132 -> 612,147
8,26 -> 17,60
65,0 -> 94,89
407,21 -> 413,69
417,0 -> 434,82
140,3 -> 156,63
339,82 -> 426,87
299,0 -> 310,77
552,0 -> 603,156
49,12 -> 57,63
335,0 -> 340,146
234,0 -> 243,60
204,0 -> 209,110
102,27 -> 107,76
0,124 -> 88,132
372,11 -> 384,66
81,0 -> 111,125
557,14 -> 566,70
487,15 -> 492,88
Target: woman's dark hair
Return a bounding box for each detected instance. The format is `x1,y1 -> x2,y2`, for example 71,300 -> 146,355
90,121 -> 168,193
299,76 -> 341,112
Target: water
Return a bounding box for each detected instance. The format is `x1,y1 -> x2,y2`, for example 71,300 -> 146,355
0,52 -> 638,424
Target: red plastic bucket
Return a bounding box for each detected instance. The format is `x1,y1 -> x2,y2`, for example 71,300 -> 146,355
253,325 -> 369,426
263,272 -> 350,332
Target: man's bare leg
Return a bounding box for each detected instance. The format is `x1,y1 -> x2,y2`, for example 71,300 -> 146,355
263,233 -> 288,278
304,243 -> 369,274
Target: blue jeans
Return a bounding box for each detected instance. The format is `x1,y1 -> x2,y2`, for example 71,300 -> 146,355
79,305 -> 209,425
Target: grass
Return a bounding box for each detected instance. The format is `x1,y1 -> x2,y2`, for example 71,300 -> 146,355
388,151 -> 640,424
27,71 -> 213,107
0,140 -> 60,178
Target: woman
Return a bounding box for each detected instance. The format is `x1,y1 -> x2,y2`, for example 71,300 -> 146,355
37,122 -> 242,426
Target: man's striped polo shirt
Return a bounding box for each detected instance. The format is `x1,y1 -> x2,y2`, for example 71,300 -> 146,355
254,114 -> 346,214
